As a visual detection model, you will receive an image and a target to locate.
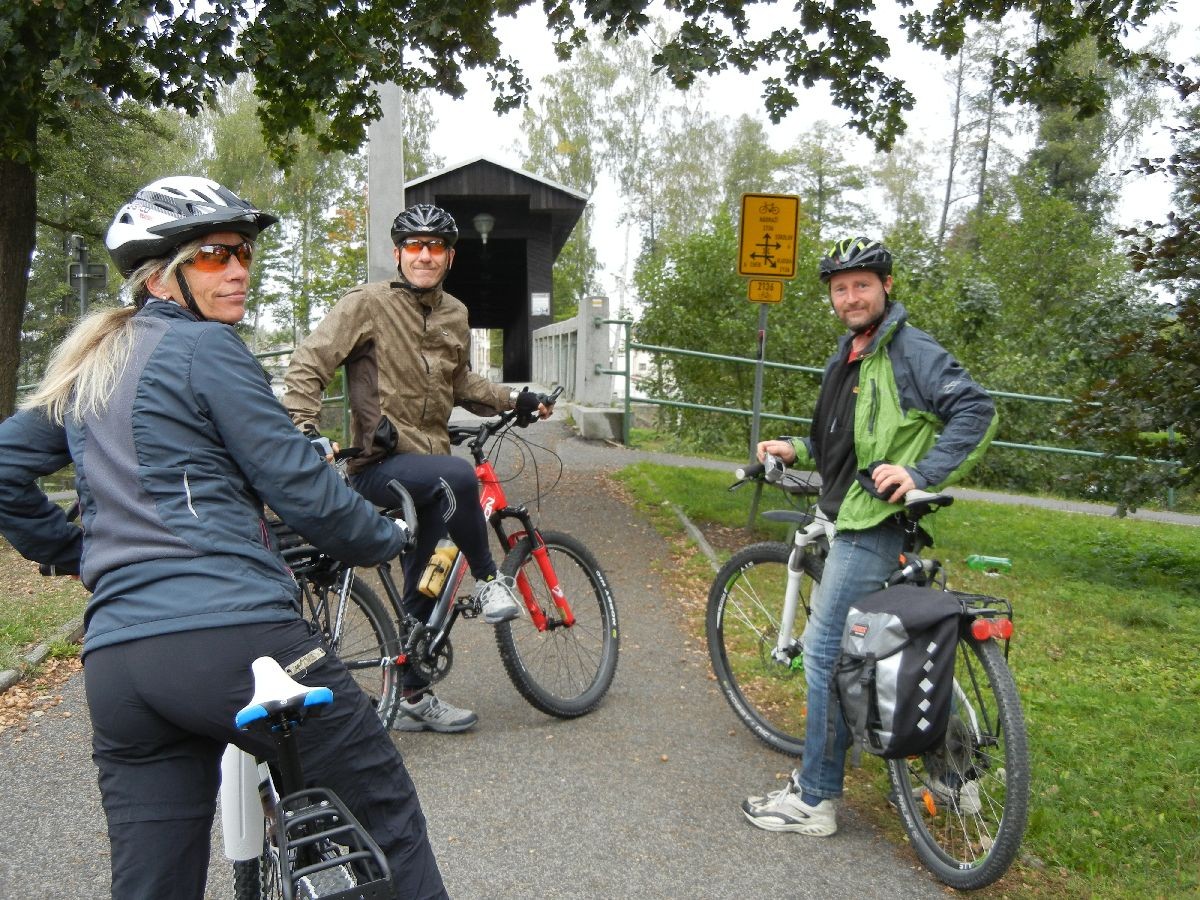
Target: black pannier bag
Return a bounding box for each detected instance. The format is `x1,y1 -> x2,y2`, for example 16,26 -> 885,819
836,585 -> 962,759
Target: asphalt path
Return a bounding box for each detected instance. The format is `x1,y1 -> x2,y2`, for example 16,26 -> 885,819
14,413 -> 1149,898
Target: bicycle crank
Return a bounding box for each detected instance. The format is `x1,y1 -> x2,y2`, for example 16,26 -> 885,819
411,635 -> 453,684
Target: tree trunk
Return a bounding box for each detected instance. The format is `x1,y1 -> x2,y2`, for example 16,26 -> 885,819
0,155 -> 37,421
938,50 -> 967,248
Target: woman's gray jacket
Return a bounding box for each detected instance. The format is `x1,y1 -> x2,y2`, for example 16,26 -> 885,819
0,301 -> 404,655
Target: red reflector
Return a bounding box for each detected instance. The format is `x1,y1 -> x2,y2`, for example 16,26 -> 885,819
971,618 -> 1014,641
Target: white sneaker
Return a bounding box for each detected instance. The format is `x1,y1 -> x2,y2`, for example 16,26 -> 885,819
742,780 -> 837,836
474,574 -> 521,624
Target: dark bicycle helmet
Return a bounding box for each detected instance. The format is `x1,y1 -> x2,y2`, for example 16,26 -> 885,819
390,204 -> 459,248
106,176 -> 278,276
818,237 -> 893,283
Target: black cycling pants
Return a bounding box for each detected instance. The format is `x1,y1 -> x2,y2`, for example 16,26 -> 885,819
353,451 -> 498,616
84,618 -> 447,900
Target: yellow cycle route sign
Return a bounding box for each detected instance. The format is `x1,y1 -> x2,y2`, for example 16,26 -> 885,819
747,280 -> 784,303
738,193 -> 800,279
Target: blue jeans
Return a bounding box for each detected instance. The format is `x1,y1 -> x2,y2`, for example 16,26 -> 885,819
797,517 -> 905,800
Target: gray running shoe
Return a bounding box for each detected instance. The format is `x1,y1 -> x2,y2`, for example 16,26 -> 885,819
473,574 -> 521,624
392,693 -> 478,733
742,780 -> 837,836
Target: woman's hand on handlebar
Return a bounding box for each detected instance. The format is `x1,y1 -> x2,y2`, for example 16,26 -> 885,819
756,439 -> 796,465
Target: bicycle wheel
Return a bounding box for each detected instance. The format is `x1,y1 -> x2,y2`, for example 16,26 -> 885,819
496,530 -> 619,718
888,634 -> 1030,890
303,574 -> 402,728
232,836 -> 281,900
706,541 -> 821,757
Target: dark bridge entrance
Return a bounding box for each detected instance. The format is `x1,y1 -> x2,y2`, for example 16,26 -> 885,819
404,158 -> 587,382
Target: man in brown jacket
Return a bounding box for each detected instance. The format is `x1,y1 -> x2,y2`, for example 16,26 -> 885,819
283,203 -> 552,733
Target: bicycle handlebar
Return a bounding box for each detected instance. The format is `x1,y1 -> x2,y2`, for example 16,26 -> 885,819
734,453 -> 784,484
448,385 -> 565,448
384,480 -> 419,551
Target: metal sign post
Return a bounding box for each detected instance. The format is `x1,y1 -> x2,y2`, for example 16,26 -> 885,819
66,234 -> 108,316
737,193 -> 799,457
738,193 -> 800,528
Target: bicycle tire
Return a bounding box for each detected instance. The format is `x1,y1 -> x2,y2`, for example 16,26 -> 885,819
888,634 -> 1031,890
495,530 -> 619,718
303,574 -> 402,728
232,837 -> 282,900
706,541 -> 821,757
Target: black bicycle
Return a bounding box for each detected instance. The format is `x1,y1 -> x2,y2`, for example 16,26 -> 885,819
275,391 -> 619,726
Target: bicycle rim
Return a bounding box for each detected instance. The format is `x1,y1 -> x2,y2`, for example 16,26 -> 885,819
706,542 -> 815,757
888,635 -> 1030,890
304,575 -> 401,728
495,530 -> 619,718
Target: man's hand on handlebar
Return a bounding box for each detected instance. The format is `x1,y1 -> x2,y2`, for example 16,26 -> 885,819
756,439 -> 796,465
514,388 -> 556,427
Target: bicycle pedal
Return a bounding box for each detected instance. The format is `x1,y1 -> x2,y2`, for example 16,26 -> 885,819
456,600 -> 481,618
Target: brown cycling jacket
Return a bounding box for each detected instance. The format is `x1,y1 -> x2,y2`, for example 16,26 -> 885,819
282,280 -> 511,470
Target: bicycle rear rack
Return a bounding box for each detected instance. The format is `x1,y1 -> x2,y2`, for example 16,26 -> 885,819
275,786 -> 392,900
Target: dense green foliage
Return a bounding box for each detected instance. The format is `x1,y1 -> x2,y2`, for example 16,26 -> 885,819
1,0 -> 1180,416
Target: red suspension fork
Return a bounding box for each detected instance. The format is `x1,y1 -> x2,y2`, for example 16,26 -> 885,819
520,531 -> 576,630
476,459 -> 575,631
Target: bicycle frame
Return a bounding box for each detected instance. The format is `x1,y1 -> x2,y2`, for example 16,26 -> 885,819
334,398 -> 580,681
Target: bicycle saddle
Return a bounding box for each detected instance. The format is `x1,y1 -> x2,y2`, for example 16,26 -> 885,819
235,656 -> 333,729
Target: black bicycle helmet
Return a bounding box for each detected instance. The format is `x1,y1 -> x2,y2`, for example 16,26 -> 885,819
106,176 -> 277,276
390,204 -> 459,248
818,237 -> 893,284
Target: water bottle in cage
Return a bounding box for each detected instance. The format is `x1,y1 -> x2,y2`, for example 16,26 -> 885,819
418,539 -> 459,597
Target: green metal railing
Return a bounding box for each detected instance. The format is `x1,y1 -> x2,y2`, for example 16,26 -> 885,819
594,318 -> 1179,505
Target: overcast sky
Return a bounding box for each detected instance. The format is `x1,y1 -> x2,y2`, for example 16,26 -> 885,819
419,2 -> 1199,306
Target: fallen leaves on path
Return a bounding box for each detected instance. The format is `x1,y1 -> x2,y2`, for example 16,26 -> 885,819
0,655 -> 82,735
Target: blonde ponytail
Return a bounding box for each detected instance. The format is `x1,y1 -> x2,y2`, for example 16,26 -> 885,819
21,238 -> 207,424
21,306 -> 140,425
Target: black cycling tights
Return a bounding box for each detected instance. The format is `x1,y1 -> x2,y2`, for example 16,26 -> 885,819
352,451 -> 497,613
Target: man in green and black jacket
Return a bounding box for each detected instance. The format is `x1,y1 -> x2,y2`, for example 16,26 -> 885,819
741,237 -> 998,838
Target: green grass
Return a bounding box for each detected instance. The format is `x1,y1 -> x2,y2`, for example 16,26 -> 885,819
0,542 -> 88,672
613,461 -> 1200,899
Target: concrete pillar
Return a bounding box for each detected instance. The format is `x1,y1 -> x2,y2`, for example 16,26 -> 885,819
367,83 -> 405,284
578,295 -> 614,406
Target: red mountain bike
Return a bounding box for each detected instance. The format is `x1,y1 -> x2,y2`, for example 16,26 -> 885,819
275,387 -> 620,724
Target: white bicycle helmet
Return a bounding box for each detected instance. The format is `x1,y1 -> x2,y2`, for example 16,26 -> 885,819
106,176 -> 278,276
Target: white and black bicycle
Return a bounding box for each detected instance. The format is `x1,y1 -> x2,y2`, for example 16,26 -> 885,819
706,456 -> 1030,890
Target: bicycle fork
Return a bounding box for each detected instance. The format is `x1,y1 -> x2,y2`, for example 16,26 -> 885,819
491,510 -> 577,632
771,515 -> 832,667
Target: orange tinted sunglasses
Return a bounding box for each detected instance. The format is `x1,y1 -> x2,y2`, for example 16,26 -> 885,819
399,238 -> 448,257
189,241 -> 255,272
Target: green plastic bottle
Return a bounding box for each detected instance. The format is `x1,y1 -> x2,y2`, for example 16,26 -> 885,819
965,554 -> 1012,574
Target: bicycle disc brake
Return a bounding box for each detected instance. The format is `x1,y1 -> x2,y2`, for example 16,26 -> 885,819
411,635 -> 453,684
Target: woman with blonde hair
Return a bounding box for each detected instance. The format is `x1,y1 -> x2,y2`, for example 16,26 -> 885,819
0,177 -> 447,899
